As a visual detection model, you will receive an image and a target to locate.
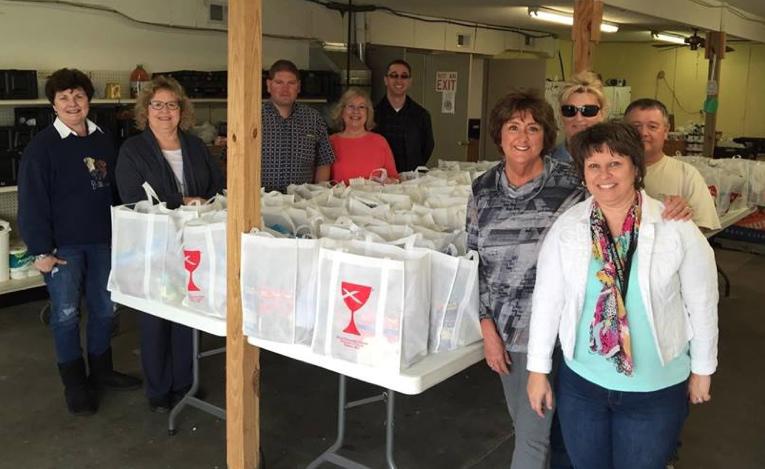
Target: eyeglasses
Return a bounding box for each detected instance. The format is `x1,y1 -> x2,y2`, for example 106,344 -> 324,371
561,104 -> 600,118
149,100 -> 181,111
387,73 -> 411,80
345,104 -> 368,112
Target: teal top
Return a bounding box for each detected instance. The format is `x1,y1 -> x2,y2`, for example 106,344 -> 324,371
565,257 -> 691,392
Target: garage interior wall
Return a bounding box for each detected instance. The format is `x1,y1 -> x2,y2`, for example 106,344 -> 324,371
544,39 -> 764,139
1,0 -> 760,139
592,42 -> 765,138
0,0 -> 346,71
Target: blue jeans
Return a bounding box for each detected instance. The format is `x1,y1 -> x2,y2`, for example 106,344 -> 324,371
44,244 -> 114,364
556,362 -> 688,469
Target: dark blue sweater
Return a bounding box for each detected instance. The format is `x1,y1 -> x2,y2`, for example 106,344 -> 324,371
17,125 -> 117,255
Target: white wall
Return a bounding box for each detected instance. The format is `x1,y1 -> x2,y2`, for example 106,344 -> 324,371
364,10 -> 558,58
0,0 -> 346,72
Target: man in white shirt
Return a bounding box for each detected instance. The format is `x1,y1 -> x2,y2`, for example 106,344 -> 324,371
624,99 -> 721,230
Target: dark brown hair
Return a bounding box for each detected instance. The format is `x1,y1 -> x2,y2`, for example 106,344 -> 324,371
386,59 -> 411,75
624,98 -> 670,127
45,68 -> 94,103
569,120 -> 646,189
489,89 -> 557,157
268,59 -> 300,80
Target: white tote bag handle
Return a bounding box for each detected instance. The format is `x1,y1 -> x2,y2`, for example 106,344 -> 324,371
369,168 -> 388,183
388,233 -> 421,250
141,181 -> 161,204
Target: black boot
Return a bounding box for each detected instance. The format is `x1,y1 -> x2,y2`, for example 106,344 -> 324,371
57,357 -> 97,416
88,348 -> 142,391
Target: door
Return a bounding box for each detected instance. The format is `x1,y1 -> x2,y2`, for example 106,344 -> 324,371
480,59 -> 547,161
411,52 -> 471,164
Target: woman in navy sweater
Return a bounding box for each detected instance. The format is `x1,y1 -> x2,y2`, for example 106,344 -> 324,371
116,75 -> 224,412
18,68 -> 141,416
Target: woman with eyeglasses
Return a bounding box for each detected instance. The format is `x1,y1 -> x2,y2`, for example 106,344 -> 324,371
551,71 -> 607,163
116,75 -> 224,412
328,87 -> 398,184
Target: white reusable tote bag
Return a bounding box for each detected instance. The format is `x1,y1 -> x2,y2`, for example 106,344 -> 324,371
182,212 -> 227,318
428,250 -> 481,353
108,182 -> 198,304
311,240 -> 430,370
241,232 -> 319,344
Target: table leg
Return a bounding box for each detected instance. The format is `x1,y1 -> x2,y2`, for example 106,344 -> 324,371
168,328 -> 226,435
384,389 -> 397,469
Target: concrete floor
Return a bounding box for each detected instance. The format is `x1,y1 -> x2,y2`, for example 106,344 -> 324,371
0,247 -> 763,469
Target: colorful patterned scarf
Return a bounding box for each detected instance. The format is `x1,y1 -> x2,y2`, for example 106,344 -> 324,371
589,193 -> 642,376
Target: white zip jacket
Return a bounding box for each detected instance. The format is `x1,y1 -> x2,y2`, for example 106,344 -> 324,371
527,191 -> 718,377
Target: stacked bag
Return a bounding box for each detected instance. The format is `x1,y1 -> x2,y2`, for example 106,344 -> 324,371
108,183 -> 228,318
678,156 -> 765,214
110,160 -> 495,371
242,161 -> 493,370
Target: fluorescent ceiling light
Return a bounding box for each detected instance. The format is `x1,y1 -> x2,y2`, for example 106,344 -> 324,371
652,32 -> 686,45
527,7 -> 619,33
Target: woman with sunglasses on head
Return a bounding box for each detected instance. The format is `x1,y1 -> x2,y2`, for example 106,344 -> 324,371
116,75 -> 224,412
329,88 -> 398,184
551,71 -> 607,163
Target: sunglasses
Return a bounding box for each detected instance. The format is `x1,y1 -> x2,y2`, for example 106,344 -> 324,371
561,104 -> 600,118
387,73 -> 411,80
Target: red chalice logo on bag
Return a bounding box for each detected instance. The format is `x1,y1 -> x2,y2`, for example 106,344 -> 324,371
341,282 -> 372,336
184,249 -> 201,292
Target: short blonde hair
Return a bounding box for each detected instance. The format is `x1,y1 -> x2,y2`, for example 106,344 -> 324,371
558,71 -> 609,117
134,75 -> 196,131
330,87 -> 375,132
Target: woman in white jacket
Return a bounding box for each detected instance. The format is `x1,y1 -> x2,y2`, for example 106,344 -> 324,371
526,121 -> 718,469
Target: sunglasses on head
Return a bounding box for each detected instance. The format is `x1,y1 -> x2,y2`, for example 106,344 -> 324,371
561,104 -> 600,118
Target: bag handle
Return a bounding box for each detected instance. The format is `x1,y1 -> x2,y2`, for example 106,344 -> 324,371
388,233 -> 421,250
141,182 -> 161,204
369,168 -> 388,183
413,166 -> 429,178
294,224 -> 314,238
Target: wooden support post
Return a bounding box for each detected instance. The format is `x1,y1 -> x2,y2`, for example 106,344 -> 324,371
703,31 -> 726,157
226,0 -> 262,467
572,0 -> 603,74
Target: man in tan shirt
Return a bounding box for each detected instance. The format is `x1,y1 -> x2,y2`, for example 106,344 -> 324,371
625,98 -> 721,230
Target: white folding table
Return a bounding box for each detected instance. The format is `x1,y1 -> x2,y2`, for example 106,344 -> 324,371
705,206 -> 757,297
247,336 -> 484,468
110,292 -> 226,435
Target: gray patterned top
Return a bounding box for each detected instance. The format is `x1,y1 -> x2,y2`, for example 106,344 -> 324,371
262,101 -> 335,193
466,157 -> 584,352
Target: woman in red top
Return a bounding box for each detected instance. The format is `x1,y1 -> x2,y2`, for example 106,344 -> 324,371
329,88 -> 399,184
